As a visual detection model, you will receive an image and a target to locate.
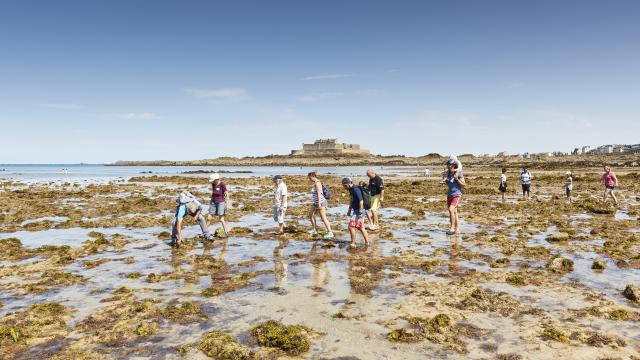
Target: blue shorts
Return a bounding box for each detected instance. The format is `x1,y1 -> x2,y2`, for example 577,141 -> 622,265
209,202 -> 226,216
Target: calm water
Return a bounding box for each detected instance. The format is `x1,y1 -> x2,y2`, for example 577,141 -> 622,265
0,164 -> 421,183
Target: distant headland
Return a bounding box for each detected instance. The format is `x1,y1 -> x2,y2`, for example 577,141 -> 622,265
109,138 -> 640,169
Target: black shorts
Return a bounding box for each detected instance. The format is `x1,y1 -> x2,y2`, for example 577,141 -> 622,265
499,184 -> 507,193
606,186 -> 615,190
522,184 -> 531,192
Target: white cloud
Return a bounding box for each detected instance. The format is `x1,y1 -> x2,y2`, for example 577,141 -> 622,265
38,103 -> 82,109
183,88 -> 252,102
115,112 -> 160,120
294,92 -> 344,102
301,73 -> 353,80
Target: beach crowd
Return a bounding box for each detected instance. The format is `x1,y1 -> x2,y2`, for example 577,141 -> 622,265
169,157 -> 620,248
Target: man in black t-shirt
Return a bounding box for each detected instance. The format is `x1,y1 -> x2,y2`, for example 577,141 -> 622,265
366,169 -> 384,230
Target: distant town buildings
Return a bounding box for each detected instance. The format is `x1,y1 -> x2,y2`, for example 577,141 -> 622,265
290,139 -> 370,156
488,143 -> 638,158
572,144 -> 640,155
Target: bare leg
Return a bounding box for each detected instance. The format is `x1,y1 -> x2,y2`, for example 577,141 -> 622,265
360,227 -> 369,245
611,190 -> 618,206
372,210 -> 379,228
448,205 -> 455,232
348,226 -> 356,244
309,207 -> 318,231
453,208 -> 460,234
365,210 -> 373,226
219,216 -> 229,236
318,207 -> 332,232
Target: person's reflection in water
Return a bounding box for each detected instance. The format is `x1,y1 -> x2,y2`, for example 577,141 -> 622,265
273,238 -> 288,287
310,241 -> 331,290
448,234 -> 462,272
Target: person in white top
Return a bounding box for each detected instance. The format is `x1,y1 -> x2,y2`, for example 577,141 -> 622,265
424,168 -> 430,179
565,171 -> 573,203
272,175 -> 288,234
499,168 -> 507,202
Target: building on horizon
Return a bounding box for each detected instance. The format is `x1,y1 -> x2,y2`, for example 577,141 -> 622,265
290,139 -> 370,156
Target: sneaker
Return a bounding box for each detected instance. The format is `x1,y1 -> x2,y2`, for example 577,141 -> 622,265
308,229 -> 318,235
323,232 -> 334,239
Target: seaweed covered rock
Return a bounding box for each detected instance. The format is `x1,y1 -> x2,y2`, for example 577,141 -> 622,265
134,322 -> 158,336
546,232 -> 569,242
161,302 -> 208,323
623,284 -> 640,302
546,256 -> 574,273
250,320 -> 311,355
457,288 -> 522,317
199,330 -> 253,359
591,259 -> 606,271
0,302 -> 72,358
387,328 -> 420,343
541,326 -> 569,343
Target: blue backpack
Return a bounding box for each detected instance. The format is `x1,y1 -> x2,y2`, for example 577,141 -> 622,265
321,183 -> 331,200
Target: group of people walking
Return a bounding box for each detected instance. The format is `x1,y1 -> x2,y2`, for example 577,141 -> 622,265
169,169 -> 388,248
169,159 -> 621,247
497,165 -> 619,205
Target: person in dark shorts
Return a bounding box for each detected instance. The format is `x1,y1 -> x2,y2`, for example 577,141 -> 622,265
342,177 -> 369,247
499,168 -> 507,202
565,171 -> 573,203
520,167 -> 532,200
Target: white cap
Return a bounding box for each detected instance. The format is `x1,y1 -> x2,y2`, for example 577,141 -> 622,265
209,173 -> 220,182
565,171 -> 572,175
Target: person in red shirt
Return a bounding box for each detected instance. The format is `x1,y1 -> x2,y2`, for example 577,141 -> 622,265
208,173 -> 231,237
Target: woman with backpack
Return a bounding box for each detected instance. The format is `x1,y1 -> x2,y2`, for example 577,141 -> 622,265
307,172 -> 334,239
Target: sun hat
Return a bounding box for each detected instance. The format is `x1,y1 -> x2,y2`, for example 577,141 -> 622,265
341,177 -> 353,185
273,175 -> 283,181
566,171 -> 572,175
209,173 -> 220,182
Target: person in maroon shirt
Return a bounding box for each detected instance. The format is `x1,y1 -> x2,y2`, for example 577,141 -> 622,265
208,173 -> 231,237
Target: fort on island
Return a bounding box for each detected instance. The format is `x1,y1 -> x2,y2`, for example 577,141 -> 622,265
290,139 -> 370,156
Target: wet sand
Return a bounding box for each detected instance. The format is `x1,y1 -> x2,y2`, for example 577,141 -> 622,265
1,166 -> 639,359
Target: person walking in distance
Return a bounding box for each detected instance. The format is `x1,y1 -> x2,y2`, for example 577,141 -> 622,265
602,165 -> 619,206
365,169 -> 384,230
443,160 -> 465,235
520,167 -> 532,200
499,168 -> 508,202
565,171 -> 573,204
208,173 -> 231,237
273,175 -> 288,234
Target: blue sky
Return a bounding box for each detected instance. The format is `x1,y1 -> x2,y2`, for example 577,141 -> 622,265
1,0 -> 639,163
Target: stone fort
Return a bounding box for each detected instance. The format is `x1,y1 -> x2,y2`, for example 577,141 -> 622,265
290,139 -> 370,156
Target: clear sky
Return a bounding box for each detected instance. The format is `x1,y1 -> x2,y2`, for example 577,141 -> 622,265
1,0 -> 639,163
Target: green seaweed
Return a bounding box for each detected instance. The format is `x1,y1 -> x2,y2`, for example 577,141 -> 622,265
161,302 -> 208,323
541,327 -> 569,343
199,330 -> 253,359
250,320 -> 311,355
